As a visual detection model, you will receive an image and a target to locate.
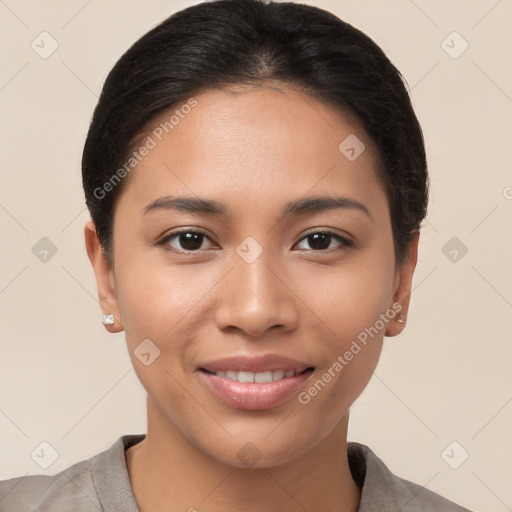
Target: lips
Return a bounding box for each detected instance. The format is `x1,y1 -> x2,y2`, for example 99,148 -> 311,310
209,369 -> 296,383
198,354 -> 314,410
199,354 -> 312,374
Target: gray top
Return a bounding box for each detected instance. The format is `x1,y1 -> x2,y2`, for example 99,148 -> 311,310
0,434 -> 472,511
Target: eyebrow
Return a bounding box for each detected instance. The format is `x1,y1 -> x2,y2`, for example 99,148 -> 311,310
143,194 -> 372,221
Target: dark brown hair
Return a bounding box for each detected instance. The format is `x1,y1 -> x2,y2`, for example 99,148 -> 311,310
82,0 -> 428,266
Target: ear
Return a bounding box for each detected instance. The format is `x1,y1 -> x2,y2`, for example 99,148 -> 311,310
84,220 -> 124,333
385,230 -> 420,337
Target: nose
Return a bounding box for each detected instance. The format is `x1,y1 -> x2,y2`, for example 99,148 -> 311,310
214,250 -> 299,338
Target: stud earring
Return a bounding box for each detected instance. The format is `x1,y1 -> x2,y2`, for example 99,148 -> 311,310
102,313 -> 115,325
397,314 -> 407,324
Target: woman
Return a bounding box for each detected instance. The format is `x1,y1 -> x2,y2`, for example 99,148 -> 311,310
0,0 -> 473,510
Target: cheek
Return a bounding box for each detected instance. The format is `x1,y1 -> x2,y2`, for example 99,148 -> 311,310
299,255 -> 395,343
113,259 -> 206,401
115,254 -> 215,339
294,270 -> 389,429
294,250 -> 394,400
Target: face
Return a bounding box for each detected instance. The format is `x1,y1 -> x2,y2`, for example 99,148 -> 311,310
86,84 -> 418,468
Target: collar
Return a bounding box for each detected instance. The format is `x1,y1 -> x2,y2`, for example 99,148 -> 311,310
91,434 -> 425,511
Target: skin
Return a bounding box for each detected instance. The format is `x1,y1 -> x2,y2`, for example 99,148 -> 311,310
85,84 -> 419,512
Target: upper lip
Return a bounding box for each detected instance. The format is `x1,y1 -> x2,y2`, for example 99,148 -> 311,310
199,354 -> 313,374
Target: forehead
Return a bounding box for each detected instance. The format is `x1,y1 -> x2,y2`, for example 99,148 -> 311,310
116,85 -> 387,215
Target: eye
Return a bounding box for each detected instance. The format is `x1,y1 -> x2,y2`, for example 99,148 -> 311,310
157,228 -> 353,253
159,229 -> 216,252
295,230 -> 353,251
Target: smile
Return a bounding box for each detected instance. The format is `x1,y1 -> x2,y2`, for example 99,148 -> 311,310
198,367 -> 314,410
202,369 -> 307,382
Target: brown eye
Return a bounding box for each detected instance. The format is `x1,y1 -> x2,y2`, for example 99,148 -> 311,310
295,231 -> 353,251
160,230 -> 215,252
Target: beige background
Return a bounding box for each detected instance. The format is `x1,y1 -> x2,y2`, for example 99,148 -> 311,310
1,1 -> 511,510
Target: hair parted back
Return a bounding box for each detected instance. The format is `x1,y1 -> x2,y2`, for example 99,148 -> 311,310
82,0 -> 428,266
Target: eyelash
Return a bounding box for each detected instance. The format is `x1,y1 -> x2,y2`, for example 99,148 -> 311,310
156,228 -> 354,253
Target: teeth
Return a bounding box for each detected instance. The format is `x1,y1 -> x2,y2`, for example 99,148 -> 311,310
215,370 -> 296,382
238,371 -> 255,383
255,371 -> 273,383
272,370 -> 285,381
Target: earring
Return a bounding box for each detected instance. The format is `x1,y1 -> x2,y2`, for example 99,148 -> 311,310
397,314 -> 407,324
102,313 -> 115,325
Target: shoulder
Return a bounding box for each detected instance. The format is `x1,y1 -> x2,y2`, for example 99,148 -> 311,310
0,434 -> 143,511
0,458 -> 99,512
348,441 -> 474,512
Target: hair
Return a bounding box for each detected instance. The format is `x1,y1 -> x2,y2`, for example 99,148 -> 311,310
82,0 -> 428,267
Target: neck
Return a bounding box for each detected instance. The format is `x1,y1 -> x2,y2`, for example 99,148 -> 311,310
126,400 -> 361,512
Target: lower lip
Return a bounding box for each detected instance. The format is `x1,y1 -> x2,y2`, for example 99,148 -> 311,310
198,370 -> 313,410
